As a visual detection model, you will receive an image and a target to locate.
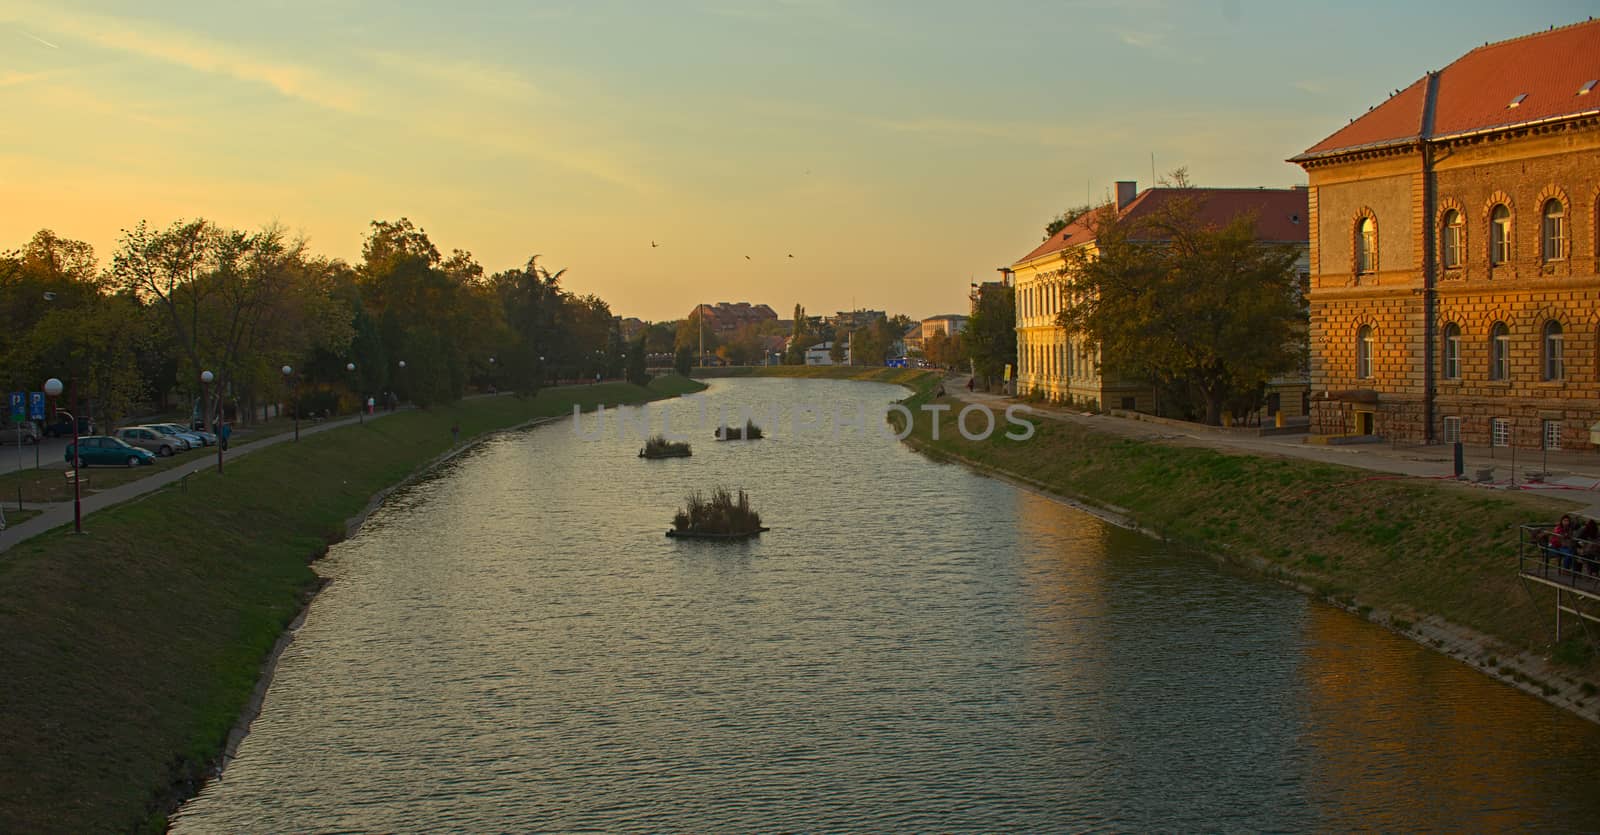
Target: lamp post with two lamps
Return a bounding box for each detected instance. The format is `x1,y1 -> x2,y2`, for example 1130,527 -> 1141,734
42,377 -> 82,535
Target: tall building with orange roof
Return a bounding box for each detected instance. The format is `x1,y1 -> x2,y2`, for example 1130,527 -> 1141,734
1292,19 -> 1600,446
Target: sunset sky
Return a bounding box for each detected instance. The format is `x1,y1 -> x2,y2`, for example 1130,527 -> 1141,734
3,0 -> 1595,321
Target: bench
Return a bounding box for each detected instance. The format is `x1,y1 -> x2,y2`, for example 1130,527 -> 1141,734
64,469 -> 90,489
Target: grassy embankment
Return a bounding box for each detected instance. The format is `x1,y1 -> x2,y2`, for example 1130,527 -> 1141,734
894,383 -> 1597,696
0,375 -> 704,834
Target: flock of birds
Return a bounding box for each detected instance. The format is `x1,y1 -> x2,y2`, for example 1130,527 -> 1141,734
651,241 -> 795,260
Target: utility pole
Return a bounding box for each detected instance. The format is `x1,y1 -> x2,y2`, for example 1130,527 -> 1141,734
698,302 -> 704,367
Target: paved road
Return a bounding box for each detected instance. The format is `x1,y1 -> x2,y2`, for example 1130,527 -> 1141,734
0,409 -> 405,553
950,378 -> 1600,514
0,436 -> 67,476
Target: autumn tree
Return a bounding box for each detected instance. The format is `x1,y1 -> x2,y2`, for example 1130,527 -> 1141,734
1056,197 -> 1305,425
964,284 -> 1016,387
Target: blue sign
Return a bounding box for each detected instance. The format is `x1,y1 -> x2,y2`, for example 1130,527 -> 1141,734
7,392 -> 22,423
28,392 -> 45,420
885,358 -> 907,368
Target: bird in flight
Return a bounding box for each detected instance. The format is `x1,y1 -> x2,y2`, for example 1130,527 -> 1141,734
744,255 -> 751,260
787,254 -> 794,259
651,241 -> 659,248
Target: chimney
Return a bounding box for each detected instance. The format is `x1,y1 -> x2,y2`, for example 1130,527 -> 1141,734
1115,181 -> 1137,211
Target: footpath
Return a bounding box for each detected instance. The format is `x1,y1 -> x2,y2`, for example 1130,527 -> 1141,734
955,379 -> 1600,514
0,408 -> 405,553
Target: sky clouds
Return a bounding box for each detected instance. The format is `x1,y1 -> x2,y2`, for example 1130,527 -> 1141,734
1,1 -> 1590,320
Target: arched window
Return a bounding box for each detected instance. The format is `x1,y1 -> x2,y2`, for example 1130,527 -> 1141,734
1442,323 -> 1461,380
1356,325 -> 1374,379
1441,209 -> 1464,269
1544,321 -> 1564,380
1490,322 -> 1511,380
1542,199 -> 1566,262
1357,217 -> 1377,273
1490,205 -> 1512,265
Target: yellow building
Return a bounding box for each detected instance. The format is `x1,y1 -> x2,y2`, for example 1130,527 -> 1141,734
1010,182 -> 1310,417
1292,20 -> 1600,446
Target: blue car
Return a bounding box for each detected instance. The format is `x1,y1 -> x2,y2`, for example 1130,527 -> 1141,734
64,435 -> 157,467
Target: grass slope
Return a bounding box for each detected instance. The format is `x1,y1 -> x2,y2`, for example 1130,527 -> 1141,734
898,389 -> 1597,688
0,376 -> 704,834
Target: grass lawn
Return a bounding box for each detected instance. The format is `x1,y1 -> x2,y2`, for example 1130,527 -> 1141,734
0,376 -> 703,834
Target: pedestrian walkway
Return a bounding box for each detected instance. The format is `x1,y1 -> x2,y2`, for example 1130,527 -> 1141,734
0,408 -> 403,554
951,376 -> 1600,513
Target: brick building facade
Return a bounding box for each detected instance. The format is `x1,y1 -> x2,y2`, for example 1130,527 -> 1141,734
1292,20 -> 1600,448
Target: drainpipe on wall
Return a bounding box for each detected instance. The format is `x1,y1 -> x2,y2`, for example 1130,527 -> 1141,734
1420,71 -> 1441,444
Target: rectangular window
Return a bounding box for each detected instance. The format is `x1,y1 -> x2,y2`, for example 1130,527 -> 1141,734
1444,333 -> 1460,379
1492,418 -> 1511,448
1544,420 -> 1562,450
1443,416 -> 1461,443
1442,224 -> 1463,269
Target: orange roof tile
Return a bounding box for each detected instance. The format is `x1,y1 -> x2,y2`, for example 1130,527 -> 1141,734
1011,188 -> 1309,266
1297,19 -> 1600,160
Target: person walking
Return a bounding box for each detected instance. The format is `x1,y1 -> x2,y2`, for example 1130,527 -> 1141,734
451,422 -> 461,444
218,421 -> 232,451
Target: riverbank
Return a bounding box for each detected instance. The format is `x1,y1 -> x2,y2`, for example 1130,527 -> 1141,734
0,376 -> 705,834
693,364 -> 941,386
894,382 -> 1600,722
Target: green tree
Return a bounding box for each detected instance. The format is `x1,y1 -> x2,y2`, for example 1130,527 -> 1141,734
1043,204 -> 1095,240
626,335 -> 650,385
674,344 -> 693,376
1056,197 -> 1305,425
964,284 -> 1016,387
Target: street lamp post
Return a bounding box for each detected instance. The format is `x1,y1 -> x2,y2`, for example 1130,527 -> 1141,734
347,362 -> 361,424
201,370 -> 222,473
43,377 -> 81,535
396,360 -> 405,410
282,365 -> 298,441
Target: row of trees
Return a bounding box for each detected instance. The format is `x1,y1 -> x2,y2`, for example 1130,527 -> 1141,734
1,219 -> 636,428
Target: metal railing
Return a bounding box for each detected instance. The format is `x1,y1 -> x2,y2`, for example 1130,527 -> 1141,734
1518,523 -> 1600,590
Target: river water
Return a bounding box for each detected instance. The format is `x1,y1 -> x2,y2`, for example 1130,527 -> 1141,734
173,378 -> 1600,832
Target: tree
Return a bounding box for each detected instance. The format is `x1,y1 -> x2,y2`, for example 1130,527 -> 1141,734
965,284 -> 1016,387
1056,194 -> 1305,425
785,304 -> 810,364
674,344 -> 693,376
829,333 -> 848,364
1044,204 -> 1095,240
924,329 -> 963,369
626,335 -> 650,385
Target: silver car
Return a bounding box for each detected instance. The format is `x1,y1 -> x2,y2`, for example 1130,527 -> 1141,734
114,426 -> 186,457
3,421 -> 41,445
150,423 -> 210,447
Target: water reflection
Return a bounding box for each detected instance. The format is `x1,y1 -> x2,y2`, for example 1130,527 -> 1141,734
173,379 -> 1600,832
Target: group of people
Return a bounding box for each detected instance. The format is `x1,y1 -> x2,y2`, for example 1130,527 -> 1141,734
1539,514 -> 1600,576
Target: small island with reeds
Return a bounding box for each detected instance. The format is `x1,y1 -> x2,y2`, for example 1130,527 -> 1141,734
713,420 -> 764,441
667,488 -> 769,539
639,434 -> 692,459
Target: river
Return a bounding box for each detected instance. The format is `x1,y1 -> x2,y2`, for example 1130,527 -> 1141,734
173,378 -> 1600,831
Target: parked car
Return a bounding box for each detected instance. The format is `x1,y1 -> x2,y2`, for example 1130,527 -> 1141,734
114,426 -> 185,457
148,423 -> 209,448
3,421 -> 41,445
65,435 -> 155,467
42,415 -> 95,437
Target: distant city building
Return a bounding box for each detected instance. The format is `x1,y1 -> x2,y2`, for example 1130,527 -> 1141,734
618,317 -> 646,342
829,309 -> 886,331
690,302 -> 778,334
805,341 -> 837,366
1010,182 -> 1310,416
1292,19 -> 1600,445
904,315 -> 967,354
